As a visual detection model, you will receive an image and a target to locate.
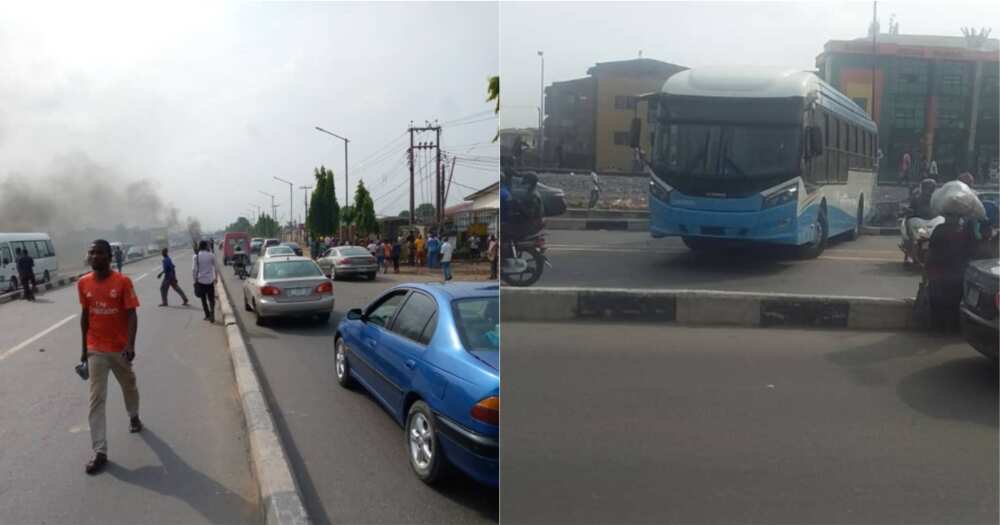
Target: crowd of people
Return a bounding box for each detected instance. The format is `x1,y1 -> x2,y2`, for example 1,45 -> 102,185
310,232 -> 500,280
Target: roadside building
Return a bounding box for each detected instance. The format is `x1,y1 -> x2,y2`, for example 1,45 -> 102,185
817,31 -> 1000,182
543,58 -> 687,172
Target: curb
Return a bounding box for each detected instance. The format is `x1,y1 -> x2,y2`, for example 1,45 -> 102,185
501,287 -> 914,331
861,225 -> 899,236
0,253 -> 163,305
215,278 -> 311,525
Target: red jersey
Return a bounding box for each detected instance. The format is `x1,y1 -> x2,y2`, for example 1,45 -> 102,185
78,271 -> 140,353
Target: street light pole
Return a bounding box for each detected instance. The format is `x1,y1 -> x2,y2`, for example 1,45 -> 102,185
538,50 -> 545,167
273,176 -> 294,229
258,190 -> 277,236
315,126 -> 350,206
300,185 -> 313,245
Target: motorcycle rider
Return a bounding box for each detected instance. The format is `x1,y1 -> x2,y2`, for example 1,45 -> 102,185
902,178 -> 939,263
232,244 -> 249,277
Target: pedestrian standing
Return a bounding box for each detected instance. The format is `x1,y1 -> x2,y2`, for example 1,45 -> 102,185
487,234 -> 499,280
382,240 -> 393,274
15,247 -> 35,301
426,234 -> 441,269
391,238 -> 402,274
157,248 -> 189,307
415,234 -> 426,268
192,240 -> 218,323
468,235 -> 481,261
114,247 -> 124,273
407,233 -> 416,266
78,239 -> 142,475
440,236 -> 454,281
900,151 -> 912,185
367,239 -> 378,257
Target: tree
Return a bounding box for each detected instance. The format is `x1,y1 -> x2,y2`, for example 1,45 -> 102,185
307,165 -> 340,238
225,216 -> 252,233
252,214 -> 280,238
399,210 -> 410,219
352,181 -> 378,238
488,75 -> 499,142
415,203 -> 436,222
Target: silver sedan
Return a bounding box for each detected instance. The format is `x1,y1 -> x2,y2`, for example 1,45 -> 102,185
242,256 -> 334,325
316,246 -> 378,280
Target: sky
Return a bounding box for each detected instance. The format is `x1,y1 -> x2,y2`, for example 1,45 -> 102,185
0,2 -> 499,232
500,0 -> 1000,128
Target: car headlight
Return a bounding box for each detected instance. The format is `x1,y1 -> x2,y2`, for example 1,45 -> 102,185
649,180 -> 672,203
762,183 -> 799,209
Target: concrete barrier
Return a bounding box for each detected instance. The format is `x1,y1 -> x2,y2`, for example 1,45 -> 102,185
502,286 -> 914,331
0,252 -> 168,305
215,276 -> 311,525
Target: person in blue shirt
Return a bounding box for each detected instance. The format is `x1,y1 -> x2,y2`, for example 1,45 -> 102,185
426,234 -> 441,269
156,248 -> 189,307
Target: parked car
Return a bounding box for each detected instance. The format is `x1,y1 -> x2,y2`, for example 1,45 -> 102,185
251,238 -> 264,255
242,256 -> 333,326
126,246 -> 144,261
317,246 -> 378,280
334,282 -> 499,486
264,245 -> 295,257
263,238 -> 281,250
960,258 -> 999,361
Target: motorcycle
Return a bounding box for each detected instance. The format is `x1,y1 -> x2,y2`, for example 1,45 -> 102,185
898,206 -> 943,267
501,233 -> 551,287
232,254 -> 249,280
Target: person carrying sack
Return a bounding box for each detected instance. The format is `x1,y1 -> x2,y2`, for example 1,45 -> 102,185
192,240 -> 218,323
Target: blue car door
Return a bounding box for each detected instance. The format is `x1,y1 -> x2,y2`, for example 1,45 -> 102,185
357,290 -> 409,405
378,291 -> 440,414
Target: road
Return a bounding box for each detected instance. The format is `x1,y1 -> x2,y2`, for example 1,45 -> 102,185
0,250 -> 259,525
501,322 -> 998,525
540,230 -> 921,298
218,258 -> 498,525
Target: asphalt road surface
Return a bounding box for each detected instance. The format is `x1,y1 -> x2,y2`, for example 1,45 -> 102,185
218,257 -> 498,525
502,322 -> 998,525
0,250 -> 259,525
540,230 -> 921,298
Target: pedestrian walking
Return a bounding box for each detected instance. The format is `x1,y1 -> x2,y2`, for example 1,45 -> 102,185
487,234 -> 499,280
114,247 -> 124,273
440,235 -> 454,281
15,247 -> 35,301
78,239 -> 142,475
426,234 -> 441,269
157,248 -> 189,306
391,238 -> 402,274
415,234 -> 426,268
192,240 -> 218,323
588,171 -> 601,209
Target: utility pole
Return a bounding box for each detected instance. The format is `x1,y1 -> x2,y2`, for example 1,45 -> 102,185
314,126 -> 350,206
407,122 -> 443,227
259,190 -> 277,226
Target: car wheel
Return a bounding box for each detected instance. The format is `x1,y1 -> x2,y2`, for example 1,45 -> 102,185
244,292 -> 252,312
254,301 -> 267,326
316,312 -> 330,324
334,337 -> 355,388
406,401 -> 447,485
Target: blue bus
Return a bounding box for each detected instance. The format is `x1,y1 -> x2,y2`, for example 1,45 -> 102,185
638,67 -> 878,257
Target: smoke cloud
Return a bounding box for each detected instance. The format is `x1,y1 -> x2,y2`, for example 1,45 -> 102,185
0,151 -> 180,233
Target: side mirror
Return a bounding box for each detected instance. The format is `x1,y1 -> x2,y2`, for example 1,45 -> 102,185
807,126 -> 824,157
629,117 -> 642,149
346,308 -> 365,321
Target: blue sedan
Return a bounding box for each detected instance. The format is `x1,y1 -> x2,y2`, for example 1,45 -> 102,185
334,282 -> 499,486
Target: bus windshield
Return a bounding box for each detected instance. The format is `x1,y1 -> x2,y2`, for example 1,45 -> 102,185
658,124 -> 801,179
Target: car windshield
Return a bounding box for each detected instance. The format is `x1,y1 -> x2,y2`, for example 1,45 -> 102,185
452,297 -> 499,352
339,247 -> 370,257
656,123 -> 801,178
263,260 -> 323,279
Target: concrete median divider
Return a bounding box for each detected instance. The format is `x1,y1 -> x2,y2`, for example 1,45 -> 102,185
215,278 -> 311,525
0,252 -> 164,305
502,287 -> 914,331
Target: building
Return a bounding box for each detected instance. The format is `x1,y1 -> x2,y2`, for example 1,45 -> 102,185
499,127 -> 539,166
816,32 -> 1000,181
543,58 -> 687,172
446,182 -> 499,239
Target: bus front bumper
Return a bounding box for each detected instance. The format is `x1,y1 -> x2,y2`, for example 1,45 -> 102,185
649,197 -> 803,245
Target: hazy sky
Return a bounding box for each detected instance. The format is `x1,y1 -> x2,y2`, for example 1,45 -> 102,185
0,2 -> 499,231
500,1 -> 1000,128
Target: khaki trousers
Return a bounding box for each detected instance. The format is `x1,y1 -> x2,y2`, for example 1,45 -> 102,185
88,352 -> 139,454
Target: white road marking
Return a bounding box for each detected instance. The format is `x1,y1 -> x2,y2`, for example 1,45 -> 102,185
0,314 -> 78,363
133,273 -> 149,282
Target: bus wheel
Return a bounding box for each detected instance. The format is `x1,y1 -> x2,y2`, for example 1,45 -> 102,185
799,207 -> 828,259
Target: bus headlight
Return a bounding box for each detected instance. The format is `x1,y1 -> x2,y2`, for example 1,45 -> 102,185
649,180 -> 672,203
762,184 -> 798,209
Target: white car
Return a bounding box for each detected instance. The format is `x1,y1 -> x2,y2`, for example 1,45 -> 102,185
242,256 -> 334,325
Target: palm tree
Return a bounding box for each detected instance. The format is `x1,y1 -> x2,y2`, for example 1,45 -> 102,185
488,75 -> 499,142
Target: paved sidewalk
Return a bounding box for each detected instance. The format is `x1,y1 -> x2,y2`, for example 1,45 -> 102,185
0,255 -> 259,525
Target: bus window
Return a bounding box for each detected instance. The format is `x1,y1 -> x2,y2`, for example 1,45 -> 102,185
35,240 -> 51,257
46,240 -> 55,257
